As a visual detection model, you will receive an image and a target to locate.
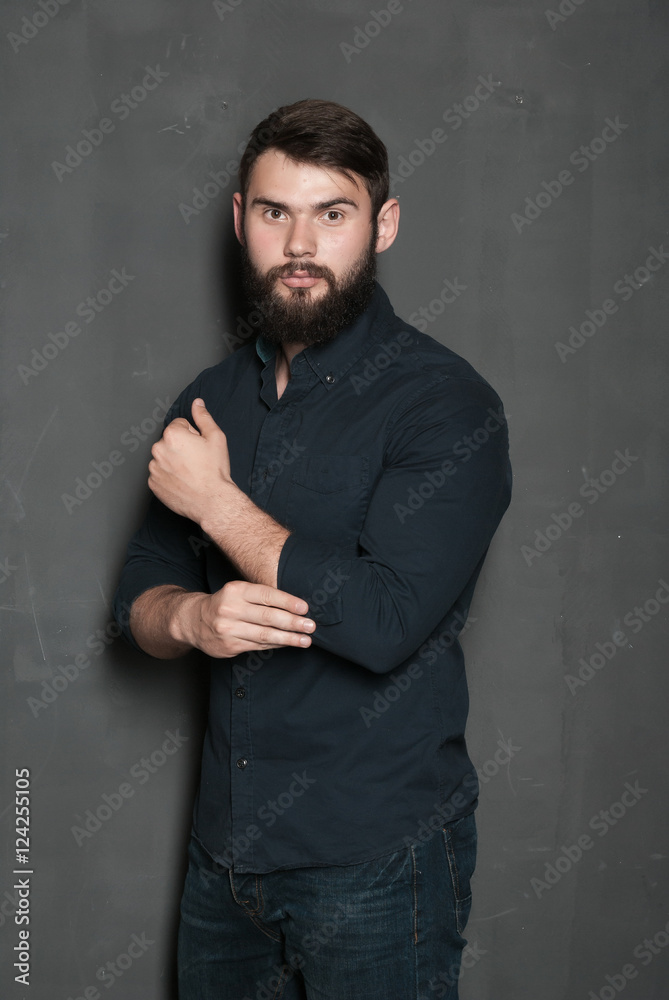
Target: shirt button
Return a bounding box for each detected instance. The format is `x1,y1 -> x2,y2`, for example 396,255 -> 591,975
325,373 -> 335,384
236,757 -> 248,769
235,687 -> 246,698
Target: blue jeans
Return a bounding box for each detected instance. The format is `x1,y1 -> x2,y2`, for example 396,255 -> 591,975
177,811 -> 477,1000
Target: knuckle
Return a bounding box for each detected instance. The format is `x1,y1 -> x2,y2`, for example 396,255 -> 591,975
259,605 -> 274,625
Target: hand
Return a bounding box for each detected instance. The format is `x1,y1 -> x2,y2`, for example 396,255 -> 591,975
148,398 -> 232,524
175,580 -> 316,658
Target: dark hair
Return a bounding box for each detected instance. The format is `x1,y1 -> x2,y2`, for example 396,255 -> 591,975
238,98 -> 389,221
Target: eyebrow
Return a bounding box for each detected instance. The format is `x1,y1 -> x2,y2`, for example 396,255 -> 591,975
249,196 -> 360,212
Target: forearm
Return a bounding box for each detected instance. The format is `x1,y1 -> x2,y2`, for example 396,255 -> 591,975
129,584 -> 205,659
200,479 -> 290,588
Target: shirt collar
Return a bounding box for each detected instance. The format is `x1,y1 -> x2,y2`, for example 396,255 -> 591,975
255,333 -> 275,365
254,281 -> 396,389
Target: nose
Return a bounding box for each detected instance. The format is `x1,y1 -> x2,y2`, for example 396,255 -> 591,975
284,215 -> 317,261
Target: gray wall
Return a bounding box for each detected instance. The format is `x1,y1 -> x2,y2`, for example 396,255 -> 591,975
2,1 -> 667,997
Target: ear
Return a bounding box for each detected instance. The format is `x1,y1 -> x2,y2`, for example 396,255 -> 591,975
232,192 -> 245,246
375,197 -> 400,254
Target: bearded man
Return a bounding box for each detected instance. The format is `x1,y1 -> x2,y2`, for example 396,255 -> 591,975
113,97 -> 512,1000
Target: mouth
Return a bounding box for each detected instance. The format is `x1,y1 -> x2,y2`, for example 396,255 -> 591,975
280,270 -> 323,289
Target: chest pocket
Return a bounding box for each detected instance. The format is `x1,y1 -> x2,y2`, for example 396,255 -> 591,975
285,455 -> 370,547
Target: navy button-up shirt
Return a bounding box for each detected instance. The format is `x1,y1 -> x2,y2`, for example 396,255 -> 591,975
113,281 -> 512,873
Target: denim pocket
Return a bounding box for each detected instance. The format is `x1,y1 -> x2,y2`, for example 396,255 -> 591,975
441,811 -> 477,934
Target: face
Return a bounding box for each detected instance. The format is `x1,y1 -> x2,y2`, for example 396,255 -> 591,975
233,149 -> 398,347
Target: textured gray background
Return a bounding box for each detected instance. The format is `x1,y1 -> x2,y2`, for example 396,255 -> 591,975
2,1 -> 668,997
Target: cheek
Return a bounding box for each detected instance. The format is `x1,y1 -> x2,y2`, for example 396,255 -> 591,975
320,232 -> 369,270
246,225 -> 281,265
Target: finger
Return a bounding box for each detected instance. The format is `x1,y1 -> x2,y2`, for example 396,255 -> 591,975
224,622 -> 313,650
219,591 -> 315,636
217,582 -> 314,634
191,398 -> 223,438
244,604 -> 316,636
241,581 -> 310,616
244,584 -> 316,633
255,627 -> 312,648
165,417 -> 194,432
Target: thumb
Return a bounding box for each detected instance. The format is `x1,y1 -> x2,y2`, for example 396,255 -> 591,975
191,398 -> 221,436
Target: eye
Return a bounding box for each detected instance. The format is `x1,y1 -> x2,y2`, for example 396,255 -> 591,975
266,208 -> 285,220
324,210 -> 343,222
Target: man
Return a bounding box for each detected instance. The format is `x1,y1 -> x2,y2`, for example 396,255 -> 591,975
113,98 -> 512,1000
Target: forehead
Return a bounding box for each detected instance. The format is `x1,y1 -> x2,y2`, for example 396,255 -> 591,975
246,148 -> 369,207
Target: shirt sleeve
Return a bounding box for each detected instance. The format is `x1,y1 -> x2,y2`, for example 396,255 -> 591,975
276,374 -> 512,674
112,391 -> 208,651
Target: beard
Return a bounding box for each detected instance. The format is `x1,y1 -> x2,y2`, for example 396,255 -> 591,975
238,219 -> 379,348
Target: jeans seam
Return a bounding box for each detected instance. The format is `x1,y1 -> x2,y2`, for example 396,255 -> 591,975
255,873 -> 265,916
443,828 -> 468,935
248,912 -> 283,943
228,871 -> 265,916
443,830 -> 462,904
269,961 -> 290,999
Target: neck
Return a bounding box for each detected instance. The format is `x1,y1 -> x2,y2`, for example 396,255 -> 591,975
281,342 -> 306,369
274,342 -> 305,399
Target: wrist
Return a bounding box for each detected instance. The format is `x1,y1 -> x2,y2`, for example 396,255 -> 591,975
199,478 -> 240,540
168,590 -> 206,649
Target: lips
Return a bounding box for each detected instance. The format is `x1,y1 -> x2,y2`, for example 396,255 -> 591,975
280,272 -> 322,288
